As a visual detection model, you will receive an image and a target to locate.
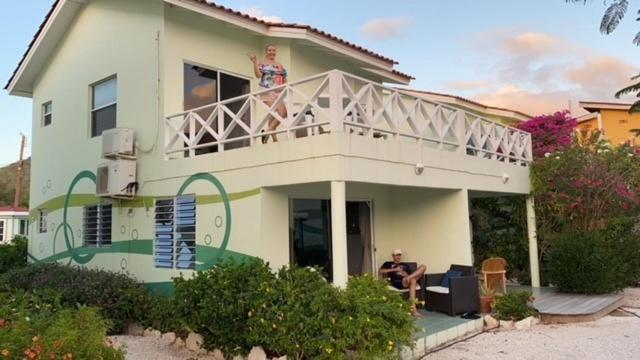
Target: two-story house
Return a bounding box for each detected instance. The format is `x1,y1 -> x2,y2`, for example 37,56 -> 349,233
5,0 -> 539,292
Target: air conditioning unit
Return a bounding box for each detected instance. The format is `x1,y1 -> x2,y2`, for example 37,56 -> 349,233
102,128 -> 135,158
96,159 -> 137,198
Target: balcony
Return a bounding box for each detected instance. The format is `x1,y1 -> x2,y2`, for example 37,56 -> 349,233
165,70 -> 532,165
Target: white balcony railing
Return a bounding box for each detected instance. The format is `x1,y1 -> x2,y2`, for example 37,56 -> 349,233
165,70 -> 533,165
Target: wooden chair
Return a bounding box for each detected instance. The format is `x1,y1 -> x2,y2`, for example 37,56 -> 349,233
481,257 -> 507,294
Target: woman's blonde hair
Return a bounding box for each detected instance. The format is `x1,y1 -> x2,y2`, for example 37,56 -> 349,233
265,43 -> 277,52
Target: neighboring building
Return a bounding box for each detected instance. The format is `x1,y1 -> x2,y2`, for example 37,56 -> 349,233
577,101 -> 640,146
0,206 -> 29,244
402,90 -> 532,126
5,0 -> 538,291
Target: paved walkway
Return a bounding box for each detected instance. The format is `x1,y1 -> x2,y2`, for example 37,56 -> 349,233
429,308 -> 640,360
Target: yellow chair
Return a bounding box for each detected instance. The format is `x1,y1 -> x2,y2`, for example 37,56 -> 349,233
481,257 -> 507,294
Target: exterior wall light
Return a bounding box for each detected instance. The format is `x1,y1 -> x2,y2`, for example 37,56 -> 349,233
415,163 -> 425,175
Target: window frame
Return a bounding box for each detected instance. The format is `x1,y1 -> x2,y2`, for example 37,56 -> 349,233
83,204 -> 112,248
154,194 -> 197,270
42,101 -> 52,127
38,210 -> 48,234
182,61 -> 251,110
90,75 -> 118,138
0,219 -> 5,242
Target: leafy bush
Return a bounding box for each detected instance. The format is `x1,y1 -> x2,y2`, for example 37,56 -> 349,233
174,258 -> 276,354
492,291 -> 537,321
0,290 -> 124,359
246,266 -> 340,359
0,236 -> 28,274
175,260 -> 416,359
0,263 -> 151,333
548,219 -> 640,294
335,275 -> 416,359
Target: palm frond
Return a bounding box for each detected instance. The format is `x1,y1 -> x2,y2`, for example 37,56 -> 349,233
634,31 -> 640,46
630,100 -> 640,114
615,80 -> 640,98
600,0 -> 628,34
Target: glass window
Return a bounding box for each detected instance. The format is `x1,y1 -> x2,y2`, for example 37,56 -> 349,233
43,102 -> 52,126
0,220 -> 4,242
154,195 -> 196,269
83,204 -> 112,248
38,210 -> 47,233
91,77 -> 117,137
19,219 -> 28,236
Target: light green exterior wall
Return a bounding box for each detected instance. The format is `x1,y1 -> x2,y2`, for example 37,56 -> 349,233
27,0 -> 530,289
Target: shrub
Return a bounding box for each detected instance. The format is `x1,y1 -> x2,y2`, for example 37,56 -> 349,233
174,258 -> 276,354
0,236 -> 28,274
176,260 -> 416,359
0,263 -> 151,333
335,275 -> 416,359
548,219 -> 640,294
492,291 -> 537,321
246,266 -> 340,359
0,290 -> 124,359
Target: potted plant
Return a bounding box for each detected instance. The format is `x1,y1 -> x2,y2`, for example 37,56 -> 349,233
480,283 -> 496,313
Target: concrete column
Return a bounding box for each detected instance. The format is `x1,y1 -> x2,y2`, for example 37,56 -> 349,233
526,196 -> 541,287
331,181 -> 348,287
328,71 -> 345,133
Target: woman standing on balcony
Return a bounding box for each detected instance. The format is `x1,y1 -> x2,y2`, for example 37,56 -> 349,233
249,44 -> 288,144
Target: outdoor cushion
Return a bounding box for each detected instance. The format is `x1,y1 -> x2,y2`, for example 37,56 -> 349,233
387,284 -> 421,292
426,286 -> 450,294
440,270 -> 462,288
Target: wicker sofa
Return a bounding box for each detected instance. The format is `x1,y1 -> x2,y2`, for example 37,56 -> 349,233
425,264 -> 480,316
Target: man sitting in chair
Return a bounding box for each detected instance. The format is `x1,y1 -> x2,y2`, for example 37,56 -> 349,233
379,249 -> 427,317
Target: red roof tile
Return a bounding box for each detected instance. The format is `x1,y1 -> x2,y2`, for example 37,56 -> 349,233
0,206 -> 29,212
5,0 -> 412,91
191,0 -> 401,66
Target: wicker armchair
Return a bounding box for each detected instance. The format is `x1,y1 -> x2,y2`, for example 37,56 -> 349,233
425,264 -> 480,316
481,257 -> 507,294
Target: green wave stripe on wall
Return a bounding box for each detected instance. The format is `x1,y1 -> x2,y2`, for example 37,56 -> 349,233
29,239 -> 253,270
29,188 -> 261,219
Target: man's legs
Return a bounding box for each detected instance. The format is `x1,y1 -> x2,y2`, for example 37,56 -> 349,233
409,277 -> 421,317
402,264 -> 426,287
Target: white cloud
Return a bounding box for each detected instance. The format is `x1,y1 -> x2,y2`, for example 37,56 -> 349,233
445,30 -> 639,116
360,17 -> 410,40
239,6 -> 283,23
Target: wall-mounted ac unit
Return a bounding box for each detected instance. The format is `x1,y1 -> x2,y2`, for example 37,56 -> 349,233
102,128 -> 135,159
96,160 -> 137,198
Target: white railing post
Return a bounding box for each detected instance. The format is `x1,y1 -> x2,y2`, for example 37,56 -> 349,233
188,114 -> 196,158
329,70 -> 345,133
456,110 -> 466,154
217,106 -> 225,152
164,117 -> 171,160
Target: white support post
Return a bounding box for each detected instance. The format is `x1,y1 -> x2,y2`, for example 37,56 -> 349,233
526,196 -> 541,287
331,181 -> 348,287
328,71 -> 345,133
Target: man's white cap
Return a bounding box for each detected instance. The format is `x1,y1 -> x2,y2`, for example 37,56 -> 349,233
392,248 -> 403,255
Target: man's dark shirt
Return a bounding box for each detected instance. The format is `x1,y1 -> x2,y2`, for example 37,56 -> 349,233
381,261 -> 411,289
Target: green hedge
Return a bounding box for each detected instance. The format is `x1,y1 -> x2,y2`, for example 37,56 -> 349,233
0,236 -> 28,274
175,259 -> 416,359
0,263 -> 153,333
548,218 -> 640,294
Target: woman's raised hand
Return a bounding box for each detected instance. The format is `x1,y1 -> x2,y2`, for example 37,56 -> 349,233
248,53 -> 258,64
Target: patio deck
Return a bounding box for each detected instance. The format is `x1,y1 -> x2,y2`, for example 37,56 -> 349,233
401,310 -> 483,359
510,285 -> 625,323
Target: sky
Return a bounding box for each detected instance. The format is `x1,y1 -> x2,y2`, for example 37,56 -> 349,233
0,0 -> 639,166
